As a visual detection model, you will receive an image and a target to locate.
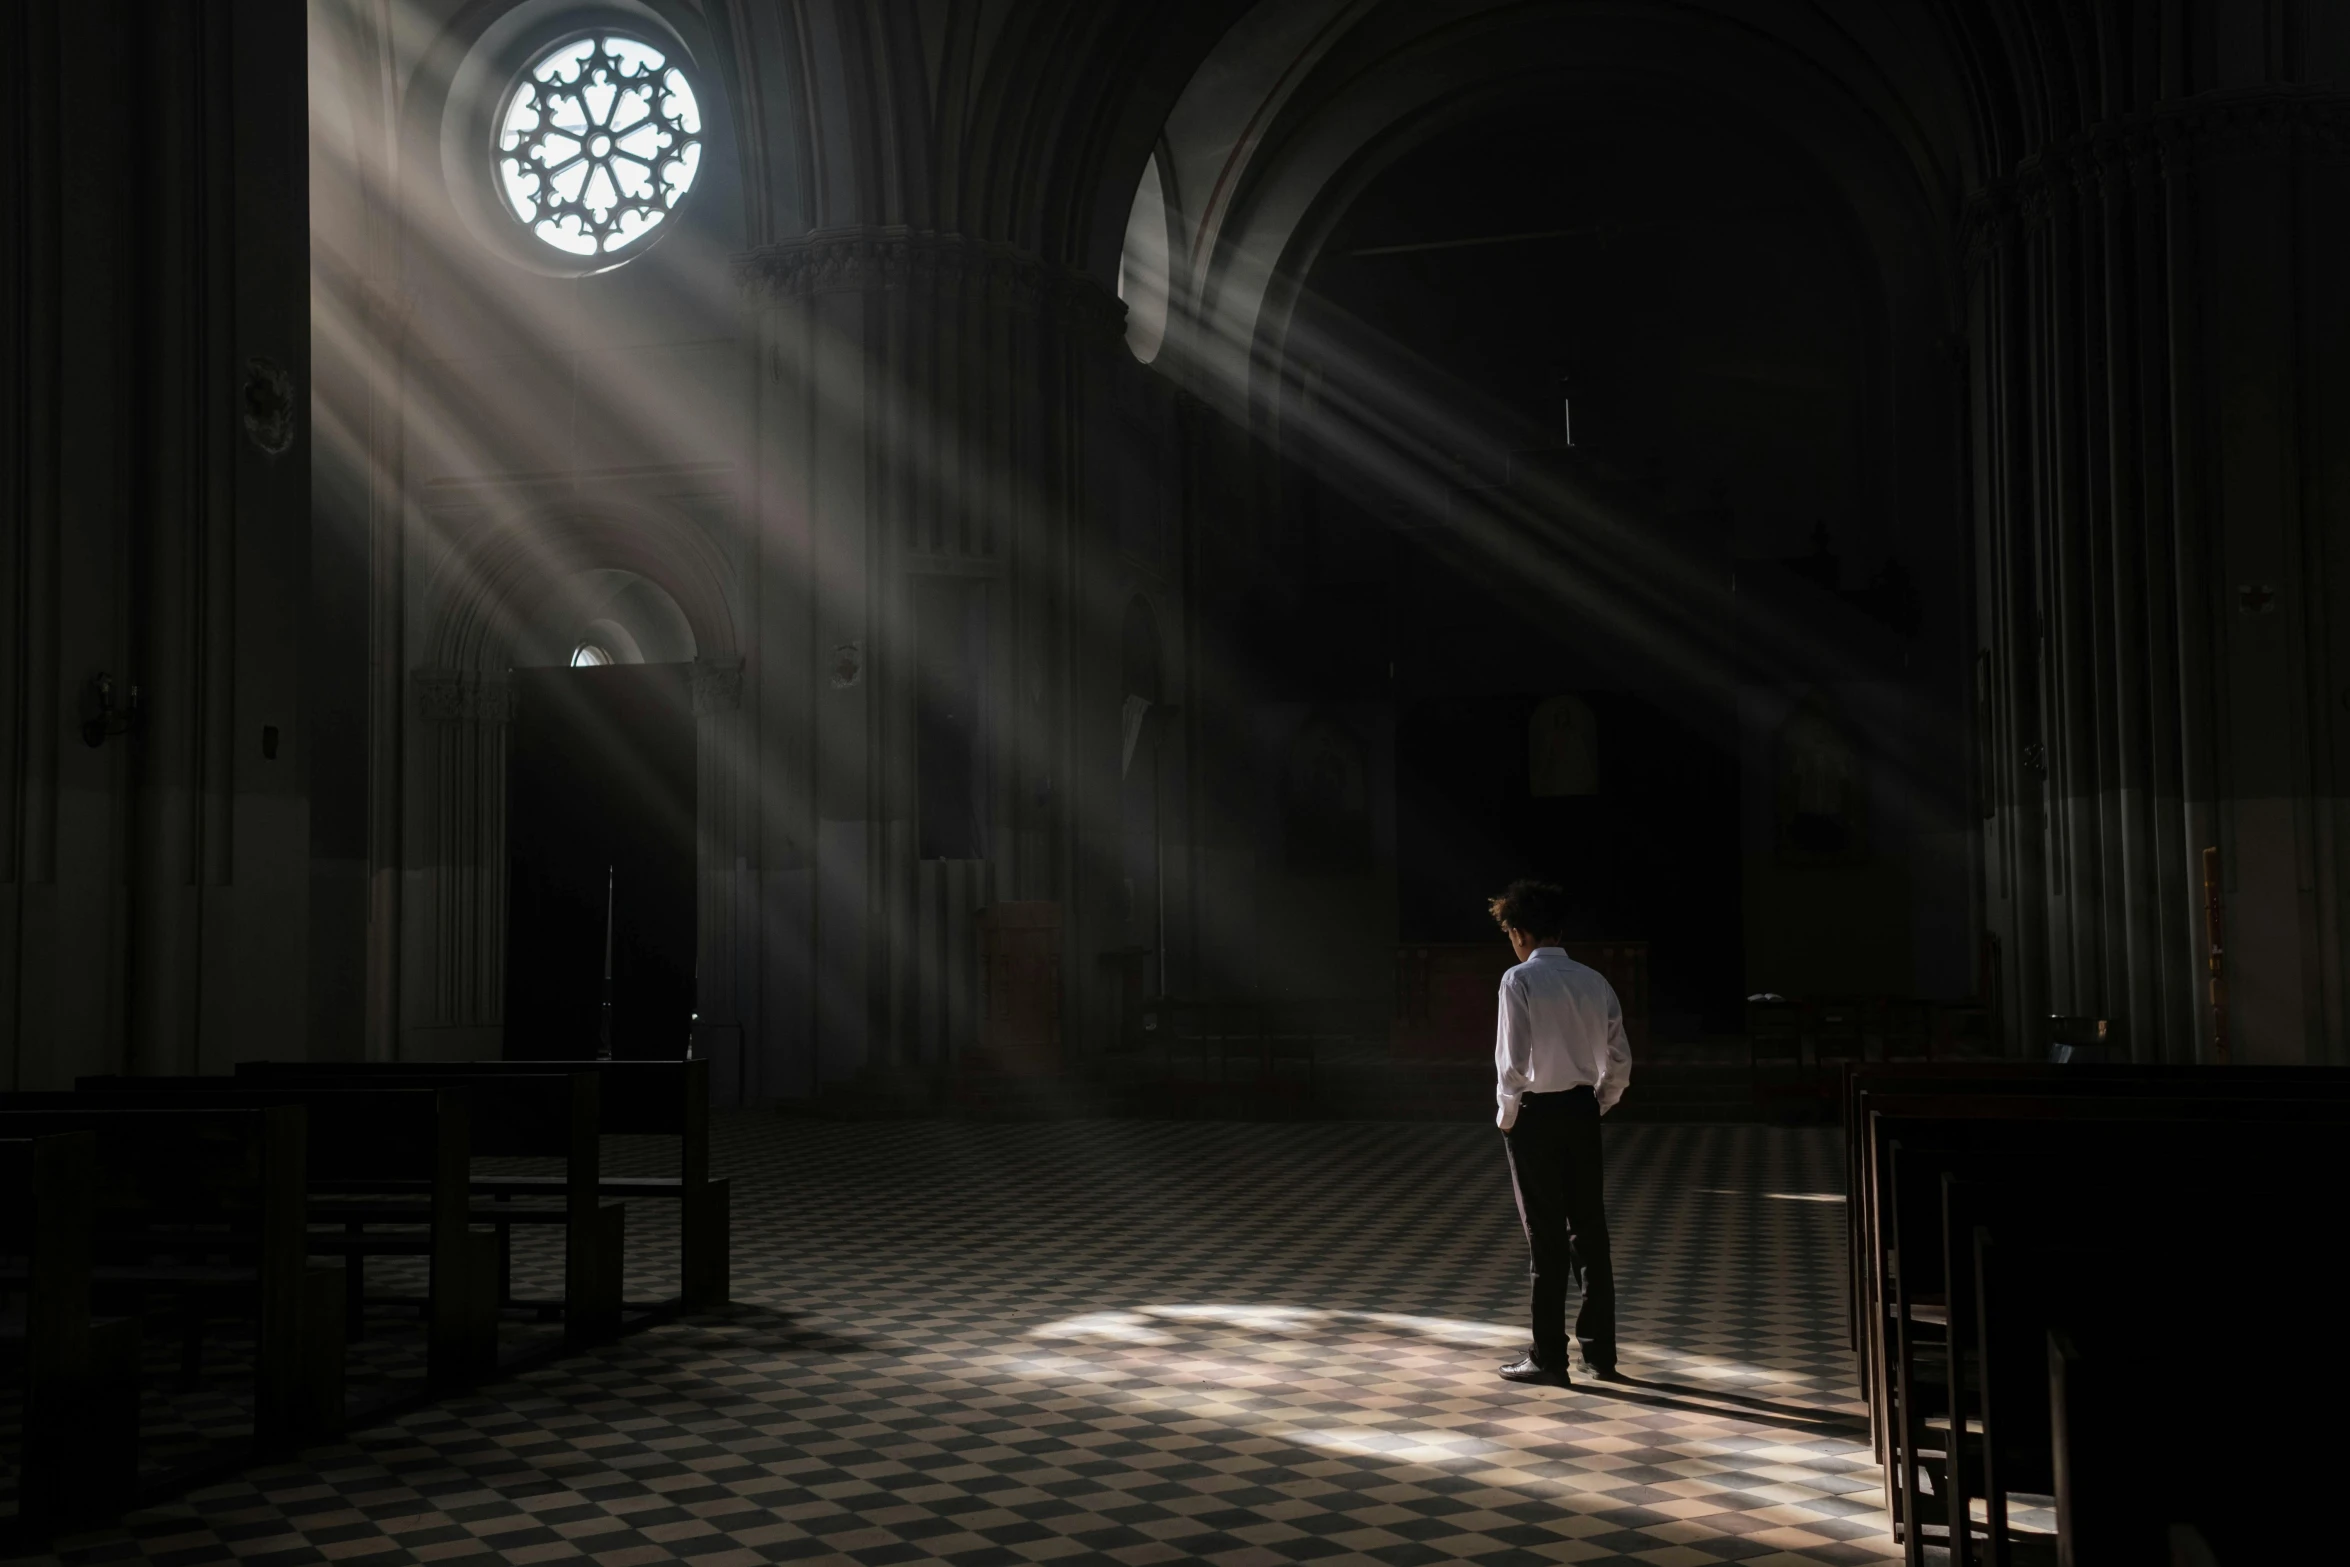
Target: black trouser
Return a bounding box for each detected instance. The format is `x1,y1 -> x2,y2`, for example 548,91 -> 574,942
1502,1086 -> 1615,1369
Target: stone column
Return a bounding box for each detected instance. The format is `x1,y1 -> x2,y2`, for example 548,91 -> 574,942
731,229 -> 1127,1098
1971,90 -> 2350,1064
691,655 -> 750,1097
402,667 -> 510,1061
0,0 -> 315,1082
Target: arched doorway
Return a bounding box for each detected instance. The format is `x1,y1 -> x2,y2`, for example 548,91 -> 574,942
403,492 -> 746,1073
505,570 -> 700,1058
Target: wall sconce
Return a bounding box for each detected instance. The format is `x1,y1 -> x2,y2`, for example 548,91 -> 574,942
81,673 -> 140,748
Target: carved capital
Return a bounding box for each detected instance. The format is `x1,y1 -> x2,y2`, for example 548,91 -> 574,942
691,654 -> 745,714
413,667 -> 511,725
732,228 -> 1126,345
2013,160 -> 2055,225
1960,185 -> 2014,269
2162,88 -> 2323,161
734,228 -> 1035,306
2006,88 -> 2350,188
241,357 -> 297,457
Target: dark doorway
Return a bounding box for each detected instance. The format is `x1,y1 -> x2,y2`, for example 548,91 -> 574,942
505,664 -> 696,1058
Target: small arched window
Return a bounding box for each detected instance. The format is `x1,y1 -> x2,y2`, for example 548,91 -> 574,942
570,642 -> 615,668
1118,152 -> 1173,364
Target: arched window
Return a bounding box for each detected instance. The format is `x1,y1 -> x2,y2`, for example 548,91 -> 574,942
496,34 -> 703,260
1118,152 -> 1173,364
570,641 -> 614,667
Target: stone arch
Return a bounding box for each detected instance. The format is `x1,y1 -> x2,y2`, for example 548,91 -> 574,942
420,493 -> 741,676
1127,1 -> 1969,435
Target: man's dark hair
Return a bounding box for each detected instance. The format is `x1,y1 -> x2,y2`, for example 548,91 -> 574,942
1488,879 -> 1570,941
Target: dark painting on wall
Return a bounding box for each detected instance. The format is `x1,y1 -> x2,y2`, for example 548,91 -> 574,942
1776,689 -> 1866,862
1528,693 -> 1599,797
1284,714 -> 1372,874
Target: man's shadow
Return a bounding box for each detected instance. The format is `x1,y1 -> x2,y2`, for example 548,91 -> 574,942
1573,1373 -> 1871,1438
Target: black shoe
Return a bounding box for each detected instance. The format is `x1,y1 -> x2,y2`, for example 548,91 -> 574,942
1498,1355 -> 1571,1386
1581,1360 -> 1624,1381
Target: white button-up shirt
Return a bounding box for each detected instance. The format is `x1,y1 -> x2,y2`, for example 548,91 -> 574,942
1494,947 -> 1631,1129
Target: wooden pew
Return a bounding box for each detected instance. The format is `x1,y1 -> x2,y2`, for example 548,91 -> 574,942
0,1106 -> 338,1447
238,1059 -> 727,1306
67,1080 -> 498,1384
2040,1217 -> 2345,1563
0,1133 -> 139,1530
233,1069 -> 624,1344
1843,1066 -> 2350,1409
1924,1134 -> 2340,1565
1859,1092 -> 2350,1564
1839,1062 -> 2350,1361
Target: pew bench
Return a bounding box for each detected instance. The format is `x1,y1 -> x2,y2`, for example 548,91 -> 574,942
1858,1090 -> 2350,1564
1924,1139 -> 2341,1565
2032,1209 -> 2346,1565
69,1080 -> 499,1383
239,1059 -> 728,1307
0,1133 -> 140,1532
229,1069 -> 625,1344
0,1106 -> 342,1451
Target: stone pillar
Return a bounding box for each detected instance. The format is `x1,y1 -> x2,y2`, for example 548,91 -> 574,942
1971,90 -> 2350,1064
691,655 -> 750,1097
1,0 -> 313,1084
361,284 -> 415,1063
402,668 -> 510,1061
732,229 -> 1126,1098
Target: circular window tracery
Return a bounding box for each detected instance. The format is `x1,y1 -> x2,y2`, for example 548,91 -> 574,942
496,34 -> 702,260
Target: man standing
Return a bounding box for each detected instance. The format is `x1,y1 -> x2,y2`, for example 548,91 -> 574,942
1489,880 -> 1630,1386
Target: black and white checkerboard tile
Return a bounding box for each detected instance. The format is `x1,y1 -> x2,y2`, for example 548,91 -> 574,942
29,1118 -> 1897,1566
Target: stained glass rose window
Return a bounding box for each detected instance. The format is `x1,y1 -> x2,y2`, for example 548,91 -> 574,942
496,35 -> 702,259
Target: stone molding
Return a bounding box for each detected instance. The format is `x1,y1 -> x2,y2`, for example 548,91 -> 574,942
1964,87 -> 2350,260
732,227 -> 1124,339
412,667 -> 511,725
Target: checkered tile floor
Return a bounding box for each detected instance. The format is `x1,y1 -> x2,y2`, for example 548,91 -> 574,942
30,1117 -> 1895,1566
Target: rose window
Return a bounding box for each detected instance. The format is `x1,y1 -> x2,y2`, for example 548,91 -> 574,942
496,35 -> 703,259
